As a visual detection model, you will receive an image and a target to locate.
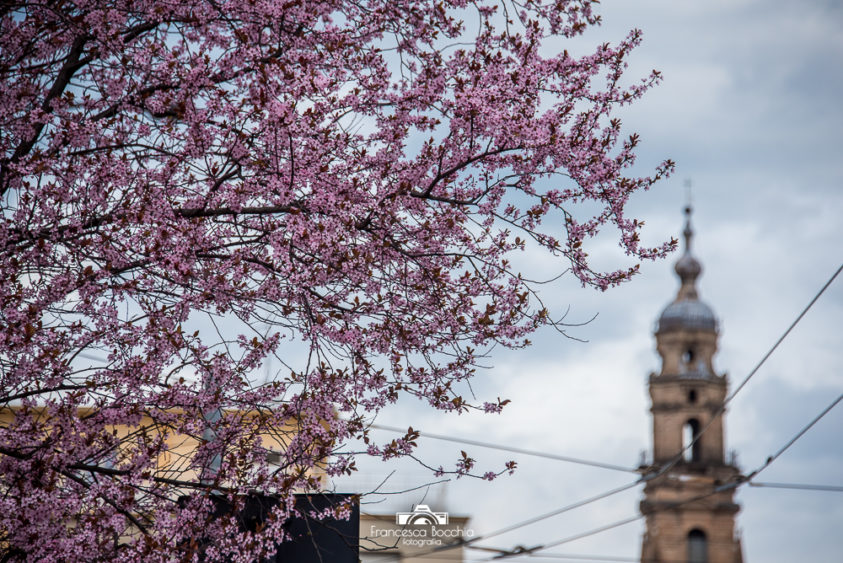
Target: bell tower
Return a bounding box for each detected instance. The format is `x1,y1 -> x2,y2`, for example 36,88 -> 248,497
640,207 -> 744,563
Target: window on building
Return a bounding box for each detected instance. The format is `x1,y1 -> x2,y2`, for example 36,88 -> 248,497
688,528 -> 708,563
688,389 -> 698,403
683,418 -> 701,462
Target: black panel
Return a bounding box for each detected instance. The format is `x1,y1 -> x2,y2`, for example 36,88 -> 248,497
177,492 -> 359,562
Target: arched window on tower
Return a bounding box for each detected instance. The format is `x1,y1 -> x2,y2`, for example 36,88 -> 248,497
688,528 -> 708,563
683,418 -> 701,462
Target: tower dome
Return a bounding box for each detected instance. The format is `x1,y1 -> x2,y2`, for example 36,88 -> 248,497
658,299 -> 717,333
656,206 -> 717,334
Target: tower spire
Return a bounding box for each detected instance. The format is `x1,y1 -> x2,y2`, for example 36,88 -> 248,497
683,204 -> 694,254
674,204 -> 702,302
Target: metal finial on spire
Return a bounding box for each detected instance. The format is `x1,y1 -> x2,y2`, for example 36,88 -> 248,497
683,179 -> 694,254
683,204 -> 693,254
674,205 -> 701,301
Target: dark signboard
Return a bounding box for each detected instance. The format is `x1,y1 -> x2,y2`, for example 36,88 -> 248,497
179,492 -> 359,562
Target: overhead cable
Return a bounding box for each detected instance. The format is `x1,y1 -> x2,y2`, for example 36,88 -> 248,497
742,392 -> 842,482
369,423 -> 639,474
749,481 -> 843,492
474,484 -> 734,561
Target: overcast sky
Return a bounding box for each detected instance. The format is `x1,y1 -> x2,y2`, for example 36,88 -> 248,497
333,1 -> 843,561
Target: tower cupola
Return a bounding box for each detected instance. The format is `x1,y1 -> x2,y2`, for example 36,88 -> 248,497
655,206 -> 719,379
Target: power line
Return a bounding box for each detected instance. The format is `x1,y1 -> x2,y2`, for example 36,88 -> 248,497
466,553 -> 640,562
474,480 -> 641,542
490,554 -> 639,562
520,554 -> 690,563
370,479 -> 642,563
466,552 -> 697,563
472,484 -> 735,561
742,392 -> 843,482
362,432 -> 645,562
725,263 -> 842,405
749,481 -> 843,492
532,513 -> 644,551
369,424 -> 638,474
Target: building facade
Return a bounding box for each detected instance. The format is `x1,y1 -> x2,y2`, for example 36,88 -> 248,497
640,208 -> 744,563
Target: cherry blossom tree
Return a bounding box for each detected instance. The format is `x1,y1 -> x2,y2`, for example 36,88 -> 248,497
0,0 -> 674,560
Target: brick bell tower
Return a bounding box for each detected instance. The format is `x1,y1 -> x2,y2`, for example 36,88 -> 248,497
639,207 -> 744,563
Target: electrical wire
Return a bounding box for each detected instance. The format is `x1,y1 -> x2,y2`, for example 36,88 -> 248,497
471,483 -> 735,561
524,556 -> 637,562
725,264 -> 842,406
475,481 -> 641,542
742,392 -> 842,483
368,479 -> 642,563
474,554 -> 640,562
465,551 -> 698,562
369,424 -> 639,474
748,481 -> 843,492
